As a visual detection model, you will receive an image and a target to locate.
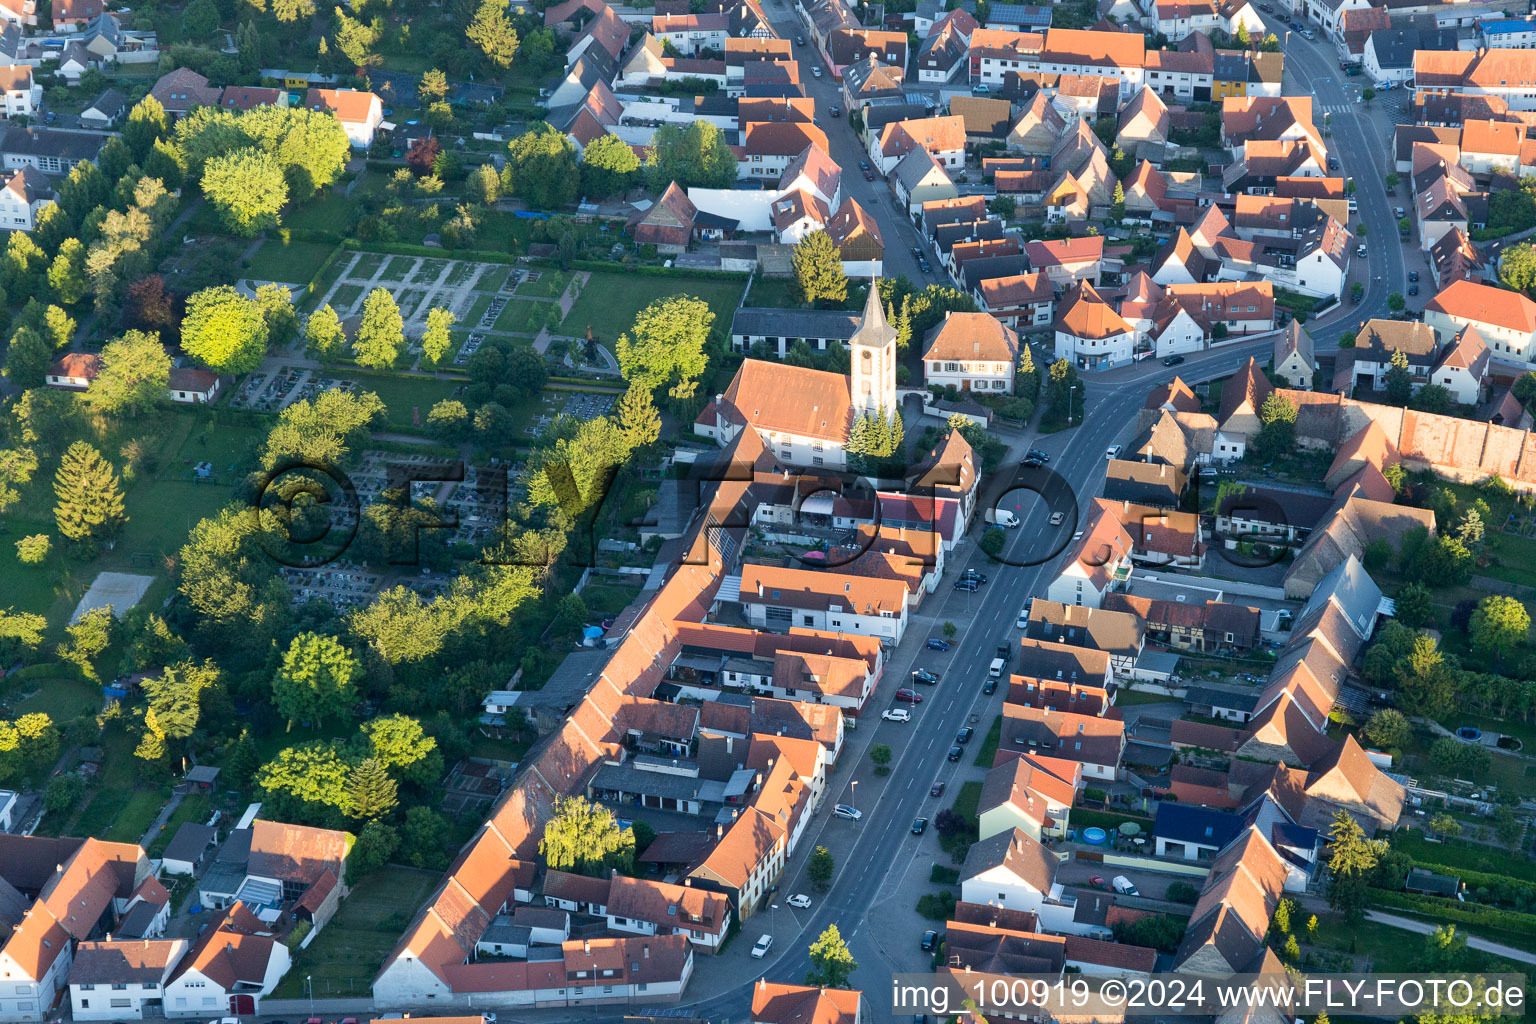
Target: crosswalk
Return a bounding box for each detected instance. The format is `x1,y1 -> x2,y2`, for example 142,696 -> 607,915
1320,104 -> 1353,115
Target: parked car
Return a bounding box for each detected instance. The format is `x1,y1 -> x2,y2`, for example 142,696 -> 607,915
953,579 -> 980,592
1408,284 -> 1419,296
830,105 -> 842,117
963,569 -> 988,582
926,637 -> 951,650
811,66 -> 823,76
1089,875 -> 1107,889
913,668 -> 940,685
921,930 -> 939,951
1016,607 -> 1030,629
947,745 -> 963,761
863,168 -> 875,180
983,678 -> 997,695
1023,455 -> 1045,468
956,727 -> 973,744
833,804 -> 862,820
1163,354 -> 1185,366
752,933 -> 775,957
910,245 -> 921,258
794,34 -> 804,44
882,707 -> 912,722
918,257 -> 932,272
786,893 -> 813,908
930,781 -> 946,796
1105,445 -> 1122,460
1026,448 -> 1050,462
894,688 -> 923,703
1048,511 -> 1065,526
1408,270 -> 1419,281
912,817 -> 929,835
1111,875 -> 1139,895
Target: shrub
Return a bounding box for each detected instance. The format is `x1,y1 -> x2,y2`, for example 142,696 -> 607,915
1166,881 -> 1200,903
917,891 -> 958,920
930,864 -> 961,885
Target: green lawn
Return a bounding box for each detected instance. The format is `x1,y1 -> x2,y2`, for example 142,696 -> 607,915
1115,689 -> 1182,706
473,266 -> 513,293
101,789 -> 168,844
350,372 -> 464,432
247,238 -> 337,284
273,866 -> 442,998
972,713 -> 1001,767
148,792 -> 212,857
1392,828 -> 1536,882
745,275 -> 860,311
494,297 -> 554,334
952,779 -> 983,823
559,271 -> 746,346
580,582 -> 644,615
12,676 -> 100,723
329,283 -> 365,312
378,256 -> 415,282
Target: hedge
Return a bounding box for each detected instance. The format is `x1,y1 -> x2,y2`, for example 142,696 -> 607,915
562,258 -> 751,282
343,240 -> 524,264
1369,888 -> 1536,934
1410,862 -> 1536,902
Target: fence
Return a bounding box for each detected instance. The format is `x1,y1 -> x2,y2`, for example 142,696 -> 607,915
1072,850 -> 1212,878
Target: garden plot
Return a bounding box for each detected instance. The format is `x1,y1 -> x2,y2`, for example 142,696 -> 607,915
311,253 -> 522,335
230,366 -> 357,413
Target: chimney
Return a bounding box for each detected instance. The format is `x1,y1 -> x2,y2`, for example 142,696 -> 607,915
584,938 -> 592,954
717,823 -> 724,839
644,943 -> 651,958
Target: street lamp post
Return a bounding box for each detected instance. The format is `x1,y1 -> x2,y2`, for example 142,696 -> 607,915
849,780 -> 858,813
1069,383 -> 1081,425
307,975 -> 313,1014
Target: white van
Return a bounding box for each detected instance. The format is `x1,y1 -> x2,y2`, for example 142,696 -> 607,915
1111,875 -> 1139,896
988,657 -> 1006,677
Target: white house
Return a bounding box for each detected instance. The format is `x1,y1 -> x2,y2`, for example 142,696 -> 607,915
1047,500 -> 1134,608
1054,282 -> 1137,372
0,164 -> 51,230
161,904 -> 289,1018
167,367 -> 220,404
304,88 -> 383,148
922,311 -> 1018,394
604,875 -> 733,952
0,64 -> 39,116
68,940 -> 188,1022
734,564 -> 910,647
1424,278 -> 1536,363
958,828 -> 1101,936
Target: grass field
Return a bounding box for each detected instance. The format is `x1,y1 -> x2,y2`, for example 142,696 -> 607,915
350,373 -> 462,432
495,297 -> 553,334
474,266 -> 513,293
247,238 -> 337,284
1391,828 -> 1536,881
972,714 -> 1001,767
559,272 -> 745,345
274,866 -> 442,998
12,676 -> 100,722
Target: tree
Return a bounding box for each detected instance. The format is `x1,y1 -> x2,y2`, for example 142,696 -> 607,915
615,294 -> 713,399
1326,811 -> 1380,923
85,331 -> 170,417
617,384 -> 661,452
125,276 -> 180,340
240,105 -> 353,196
0,610 -> 47,665
363,714 -> 439,783
47,237 -> 87,306
122,96 -> 169,162
869,742 -> 893,774
419,68 -> 449,103
418,307 -> 455,367
792,231 -> 849,307
202,148 -> 288,235
645,121 -> 737,190
256,741 -> 354,818
272,632 -> 360,728
263,387 -> 384,468
182,286 -> 269,374
504,122 -> 578,210
181,0 -> 218,36
14,534 -> 49,565
469,162 -> 501,205
3,325 -> 51,389
427,399 -> 471,442
467,0 -> 519,67
305,304 -> 346,362
43,773 -> 84,815
333,9 -> 380,66
807,844 -> 834,889
347,757 -> 399,821
136,660 -> 220,761
1415,536 -> 1473,588
53,442 -> 126,543
1384,348 -> 1414,406
1428,812 -> 1462,838
580,133 -> 641,198
1363,708 -> 1411,751
1395,582 -> 1434,628
354,287 -> 404,369
347,819 -> 399,878
539,795 -> 637,876
58,607 -> 115,680
805,924 -> 858,989
1470,595 -> 1529,661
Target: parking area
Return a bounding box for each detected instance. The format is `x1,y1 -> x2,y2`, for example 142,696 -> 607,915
1055,855 -> 1206,902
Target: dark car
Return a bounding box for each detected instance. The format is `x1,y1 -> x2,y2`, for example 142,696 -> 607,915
1345,64 -> 1362,75
918,259 -> 932,273
863,168 -> 875,180
910,246 -> 922,258
1023,455 -> 1045,467
963,569 -> 988,583
926,638 -> 951,651
1163,354 -> 1185,366
830,105 -> 842,117
1408,271 -> 1419,282
947,745 -> 964,761
794,34 -> 805,44
921,930 -> 939,952
1328,156 -> 1340,169
912,817 -> 929,835
861,159 -> 870,170
913,668 -> 940,685
956,727 -> 974,744
953,579 -> 980,592
983,678 -> 997,694
1026,448 -> 1050,462
1408,284 -> 1419,296
930,781 -> 945,796
894,688 -> 923,703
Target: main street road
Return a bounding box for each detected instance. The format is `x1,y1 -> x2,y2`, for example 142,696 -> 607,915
667,30 -> 1398,1023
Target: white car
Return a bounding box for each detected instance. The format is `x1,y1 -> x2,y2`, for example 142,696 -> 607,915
786,893 -> 813,908
1112,875 -> 1140,896
811,66 -> 823,77
882,708 -> 911,722
1105,445 -> 1122,460
1016,607 -> 1029,629
833,803 -> 862,820
752,933 -> 774,958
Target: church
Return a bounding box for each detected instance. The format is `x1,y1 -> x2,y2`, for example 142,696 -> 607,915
695,284 -> 899,471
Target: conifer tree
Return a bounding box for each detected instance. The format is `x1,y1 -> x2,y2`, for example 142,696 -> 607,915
847,414 -> 872,456
347,757 -> 399,821
887,407 -> 905,456
53,441 -> 126,543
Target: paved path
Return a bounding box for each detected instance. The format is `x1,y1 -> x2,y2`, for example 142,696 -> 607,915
138,789 -> 184,849
1364,910 -> 1536,966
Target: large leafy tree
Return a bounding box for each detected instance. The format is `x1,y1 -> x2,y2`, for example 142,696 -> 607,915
504,122 -> 578,210
806,924 -> 858,988
272,632 -> 360,727
580,133 -> 641,199
420,307 -> 455,366
122,95 -> 169,162
615,294 -> 713,399
47,238 -> 87,306
1384,349 -> 1414,406
1504,243 -> 1536,294
2,326 -> 51,389
256,741 -> 354,817
349,585 -> 453,665
645,121 -> 736,189
175,506 -> 288,652
364,713 -> 440,784
137,659 -> 219,761
466,0 -> 519,67
85,330 -> 170,417
354,287 -> 403,369
0,610 -> 47,664
182,286 -> 270,374
539,795 -> 637,876
53,442 -> 126,543
202,148 -> 289,235
526,416 -> 633,519
240,104 -> 352,195
1470,595 -> 1530,662
792,231 -> 848,307
0,445 -> 38,516
304,304 -> 347,362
